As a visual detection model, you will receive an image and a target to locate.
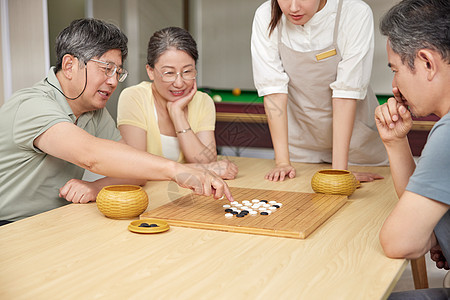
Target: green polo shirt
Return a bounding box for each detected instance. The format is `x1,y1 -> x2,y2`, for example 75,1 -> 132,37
0,67 -> 121,221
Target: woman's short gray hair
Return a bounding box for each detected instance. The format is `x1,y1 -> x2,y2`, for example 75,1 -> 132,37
147,27 -> 198,68
380,0 -> 449,70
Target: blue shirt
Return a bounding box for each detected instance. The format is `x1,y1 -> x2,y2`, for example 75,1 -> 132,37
407,112 -> 450,261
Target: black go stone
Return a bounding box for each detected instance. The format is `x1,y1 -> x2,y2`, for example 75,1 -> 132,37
139,222 -> 159,228
260,212 -> 269,215
241,210 -> 249,215
225,208 -> 233,213
236,213 -> 246,218
272,205 -> 280,208
260,200 -> 268,203
231,211 -> 239,215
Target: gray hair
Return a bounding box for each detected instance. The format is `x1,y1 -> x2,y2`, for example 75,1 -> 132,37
380,0 -> 450,70
55,18 -> 128,71
147,27 -> 198,68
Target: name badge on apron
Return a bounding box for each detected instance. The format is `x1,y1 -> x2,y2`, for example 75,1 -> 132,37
315,49 -> 337,61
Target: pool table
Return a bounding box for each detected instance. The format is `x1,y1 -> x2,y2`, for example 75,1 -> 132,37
200,88 -> 438,156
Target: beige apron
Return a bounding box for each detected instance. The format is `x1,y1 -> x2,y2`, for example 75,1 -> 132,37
278,0 -> 388,165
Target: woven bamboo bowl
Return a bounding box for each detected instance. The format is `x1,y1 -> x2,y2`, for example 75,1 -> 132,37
311,169 -> 358,196
96,185 -> 148,219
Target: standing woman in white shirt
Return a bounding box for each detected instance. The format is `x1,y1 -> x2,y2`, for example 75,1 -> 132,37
251,0 -> 388,181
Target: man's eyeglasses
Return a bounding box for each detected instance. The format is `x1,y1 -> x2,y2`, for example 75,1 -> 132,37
90,59 -> 128,82
155,68 -> 197,83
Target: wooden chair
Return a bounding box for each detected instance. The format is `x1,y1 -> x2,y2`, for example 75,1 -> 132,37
411,256 -> 429,289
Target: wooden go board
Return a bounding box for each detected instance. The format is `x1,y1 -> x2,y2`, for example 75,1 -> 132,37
140,187 -> 348,239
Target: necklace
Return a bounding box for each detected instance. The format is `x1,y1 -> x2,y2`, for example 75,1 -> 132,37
45,67 -> 88,100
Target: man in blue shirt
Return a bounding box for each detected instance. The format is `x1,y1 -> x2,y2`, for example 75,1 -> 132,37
375,0 -> 449,298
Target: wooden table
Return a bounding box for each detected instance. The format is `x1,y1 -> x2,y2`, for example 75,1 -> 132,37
0,157 -> 409,299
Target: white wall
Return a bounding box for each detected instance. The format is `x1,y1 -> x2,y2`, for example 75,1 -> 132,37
0,0 -> 6,106
367,0 -> 399,94
190,0 -> 264,90
0,0 -> 49,103
91,0 -> 184,121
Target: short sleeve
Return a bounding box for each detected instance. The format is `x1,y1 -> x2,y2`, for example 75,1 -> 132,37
331,1 -> 374,100
13,95 -> 72,152
251,1 -> 289,97
407,118 -> 450,205
117,85 -> 149,131
190,92 -> 215,132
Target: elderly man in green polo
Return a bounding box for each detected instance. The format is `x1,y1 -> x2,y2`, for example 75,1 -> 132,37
0,18 -> 233,225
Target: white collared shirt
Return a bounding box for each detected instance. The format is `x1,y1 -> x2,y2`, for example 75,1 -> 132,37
251,0 -> 374,100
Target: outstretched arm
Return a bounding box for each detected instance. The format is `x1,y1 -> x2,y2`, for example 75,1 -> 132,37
34,122 -> 233,201
332,98 -> 356,170
119,124 -> 237,180
263,93 -> 296,181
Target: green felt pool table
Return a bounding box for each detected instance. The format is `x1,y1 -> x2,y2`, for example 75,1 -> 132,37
200,88 -> 264,104
200,87 -> 392,105
200,87 -> 437,156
